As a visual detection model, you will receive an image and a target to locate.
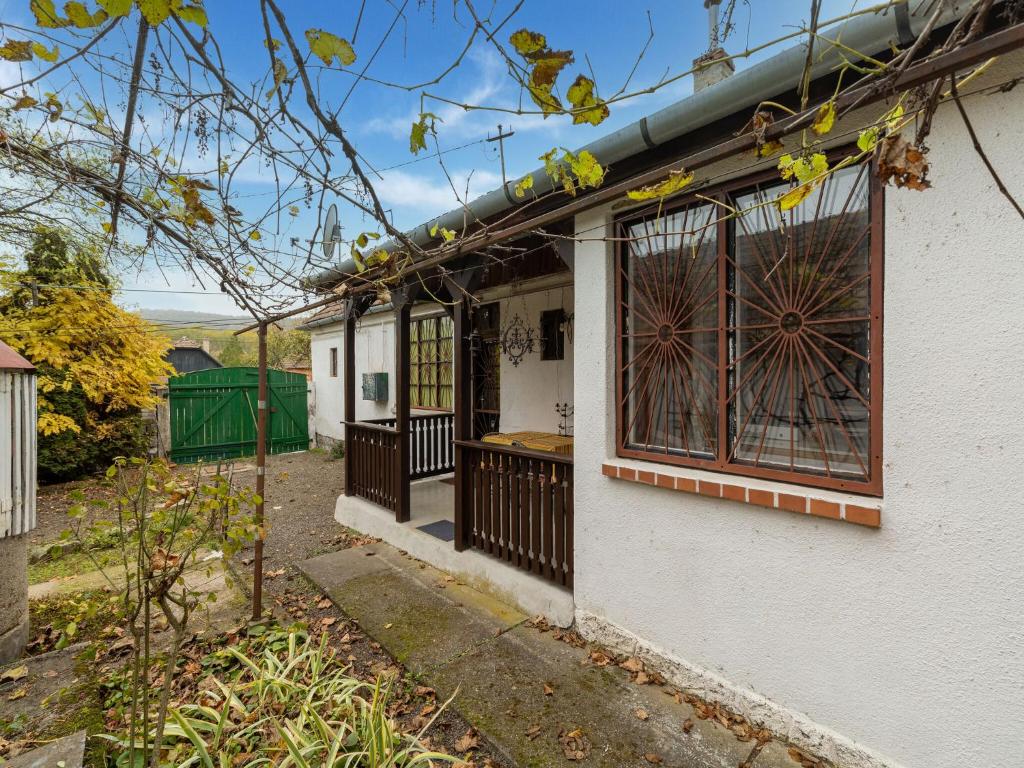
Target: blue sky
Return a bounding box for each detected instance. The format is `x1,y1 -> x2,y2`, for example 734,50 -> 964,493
0,0 -> 862,314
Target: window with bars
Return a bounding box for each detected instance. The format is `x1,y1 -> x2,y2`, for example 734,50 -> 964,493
616,162 -> 882,495
410,314 -> 454,410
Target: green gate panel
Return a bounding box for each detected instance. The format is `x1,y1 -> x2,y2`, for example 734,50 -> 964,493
168,367 -> 309,463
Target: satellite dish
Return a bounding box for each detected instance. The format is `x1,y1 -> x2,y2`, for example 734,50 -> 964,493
322,203 -> 340,259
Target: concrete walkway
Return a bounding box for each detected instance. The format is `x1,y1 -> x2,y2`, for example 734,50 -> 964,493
299,543 -> 802,768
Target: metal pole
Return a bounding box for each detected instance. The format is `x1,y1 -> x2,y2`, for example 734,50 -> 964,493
252,321 -> 267,621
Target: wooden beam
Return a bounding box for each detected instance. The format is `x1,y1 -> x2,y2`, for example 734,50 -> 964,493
392,283 -> 420,523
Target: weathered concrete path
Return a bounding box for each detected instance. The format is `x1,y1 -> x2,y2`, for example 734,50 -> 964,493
299,543 -> 799,768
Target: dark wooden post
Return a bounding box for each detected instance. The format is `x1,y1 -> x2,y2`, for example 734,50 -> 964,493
445,272 -> 479,551
392,284 -> 420,523
343,300 -> 357,497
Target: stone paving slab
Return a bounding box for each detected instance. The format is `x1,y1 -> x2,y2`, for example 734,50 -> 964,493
299,543 -> 796,768
4,730 -> 86,768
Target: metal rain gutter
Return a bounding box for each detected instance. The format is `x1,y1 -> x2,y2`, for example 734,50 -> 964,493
312,0 -> 967,286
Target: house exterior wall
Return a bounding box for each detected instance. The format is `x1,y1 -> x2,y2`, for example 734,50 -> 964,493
497,287 -> 574,435
310,326 -> 345,444
308,288 -> 575,444
571,80 -> 1024,768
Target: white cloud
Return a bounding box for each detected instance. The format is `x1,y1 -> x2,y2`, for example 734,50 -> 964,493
373,167 -> 503,217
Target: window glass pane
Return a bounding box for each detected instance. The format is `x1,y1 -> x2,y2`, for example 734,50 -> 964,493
729,164 -> 871,479
620,202 -> 719,458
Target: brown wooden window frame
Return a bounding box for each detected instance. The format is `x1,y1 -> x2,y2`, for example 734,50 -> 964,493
410,313 -> 454,411
614,158 -> 883,496
329,346 -> 338,377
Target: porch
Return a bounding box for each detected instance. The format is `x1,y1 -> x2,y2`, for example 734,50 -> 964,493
336,246 -> 575,618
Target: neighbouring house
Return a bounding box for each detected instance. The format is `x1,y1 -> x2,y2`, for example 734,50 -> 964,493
303,6 -> 1024,768
279,355 -> 312,381
0,339 -> 36,664
164,336 -> 222,375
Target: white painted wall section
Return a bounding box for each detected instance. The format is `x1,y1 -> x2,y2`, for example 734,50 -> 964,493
571,73 -> 1024,768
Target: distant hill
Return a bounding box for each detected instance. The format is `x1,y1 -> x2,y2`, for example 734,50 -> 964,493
138,309 -> 252,329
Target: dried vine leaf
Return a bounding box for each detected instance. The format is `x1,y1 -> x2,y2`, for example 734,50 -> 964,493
30,0 -> 69,27
429,223 -> 455,242
409,112 -> 439,155
811,101 -> 836,136
267,58 -> 287,99
566,74 -> 609,126
33,41 -> 59,61
514,174 -> 534,198
64,1 -> 107,28
305,29 -> 356,67
136,0 -> 175,25
97,0 -> 132,16
0,40 -> 33,61
777,152 -> 829,211
626,168 -> 695,202
509,28 -> 573,115
13,94 -> 39,110
878,135 -> 930,190
174,3 -> 208,27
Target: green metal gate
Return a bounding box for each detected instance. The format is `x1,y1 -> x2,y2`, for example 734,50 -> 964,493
168,367 -> 309,463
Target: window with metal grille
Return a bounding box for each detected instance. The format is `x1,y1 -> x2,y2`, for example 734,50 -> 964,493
410,314 -> 454,410
616,162 -> 882,495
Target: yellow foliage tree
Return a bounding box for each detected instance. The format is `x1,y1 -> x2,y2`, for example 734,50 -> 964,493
0,288 -> 172,435
0,230 -> 172,441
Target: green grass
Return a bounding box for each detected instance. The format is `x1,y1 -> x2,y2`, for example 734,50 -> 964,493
29,548 -> 120,585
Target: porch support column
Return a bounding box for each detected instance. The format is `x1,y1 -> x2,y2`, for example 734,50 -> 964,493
392,284 -> 420,523
342,296 -> 371,498
446,272 -> 479,552
343,299 -> 358,498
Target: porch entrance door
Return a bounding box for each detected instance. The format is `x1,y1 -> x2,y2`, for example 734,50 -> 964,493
471,302 -> 500,438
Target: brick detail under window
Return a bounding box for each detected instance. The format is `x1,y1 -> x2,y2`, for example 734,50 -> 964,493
602,463 -> 880,528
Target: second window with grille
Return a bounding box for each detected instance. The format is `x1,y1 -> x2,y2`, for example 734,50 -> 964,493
410,314 -> 454,410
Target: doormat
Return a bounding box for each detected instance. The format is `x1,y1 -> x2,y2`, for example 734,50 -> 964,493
416,519 -> 455,542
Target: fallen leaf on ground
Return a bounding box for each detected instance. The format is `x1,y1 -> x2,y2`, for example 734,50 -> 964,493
543,683 -> 554,696
644,753 -> 663,764
682,718 -> 694,733
525,724 -> 542,740
415,685 -> 435,698
588,650 -> 612,667
560,728 -> 591,761
320,617 -> 336,627
454,729 -> 480,753
634,708 -> 649,720
7,687 -> 27,701
317,598 -> 332,609
265,568 -> 286,578
419,703 -> 437,717
620,656 -> 644,673
0,665 -> 27,683
384,623 -> 393,629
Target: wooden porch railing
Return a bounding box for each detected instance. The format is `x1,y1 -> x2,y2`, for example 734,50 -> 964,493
454,440 -> 573,589
368,412 -> 455,480
344,421 -> 399,512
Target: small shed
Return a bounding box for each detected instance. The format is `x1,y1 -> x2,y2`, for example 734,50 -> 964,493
0,340 -> 36,663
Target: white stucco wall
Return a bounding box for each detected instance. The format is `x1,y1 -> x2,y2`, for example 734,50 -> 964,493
497,287 -> 575,435
572,73 -> 1024,768
310,326 -> 345,442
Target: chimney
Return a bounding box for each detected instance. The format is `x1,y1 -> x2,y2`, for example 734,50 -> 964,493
692,0 -> 735,93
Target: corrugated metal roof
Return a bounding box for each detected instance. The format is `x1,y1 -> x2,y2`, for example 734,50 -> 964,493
0,340 -> 35,371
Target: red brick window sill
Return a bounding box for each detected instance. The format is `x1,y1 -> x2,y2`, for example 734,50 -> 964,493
602,463 -> 880,528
